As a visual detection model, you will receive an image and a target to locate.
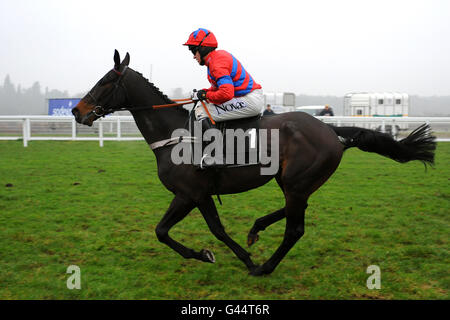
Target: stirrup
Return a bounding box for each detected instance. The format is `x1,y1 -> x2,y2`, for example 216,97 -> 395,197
197,117 -> 216,170
199,154 -> 215,170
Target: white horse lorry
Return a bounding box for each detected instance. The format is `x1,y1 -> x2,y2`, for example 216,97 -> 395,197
343,92 -> 410,136
263,91 -> 409,137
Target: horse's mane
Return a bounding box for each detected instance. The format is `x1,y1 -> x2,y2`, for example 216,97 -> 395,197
134,70 -> 189,115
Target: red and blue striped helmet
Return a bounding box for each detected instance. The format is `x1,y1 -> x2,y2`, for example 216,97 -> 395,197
183,28 -> 218,48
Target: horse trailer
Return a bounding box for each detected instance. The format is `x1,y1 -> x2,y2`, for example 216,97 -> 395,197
343,92 -> 409,117
343,92 -> 410,135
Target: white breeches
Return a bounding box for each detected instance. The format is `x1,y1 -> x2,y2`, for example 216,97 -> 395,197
194,89 -> 264,122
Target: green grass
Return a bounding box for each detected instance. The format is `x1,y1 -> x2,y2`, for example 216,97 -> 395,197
0,140 -> 448,300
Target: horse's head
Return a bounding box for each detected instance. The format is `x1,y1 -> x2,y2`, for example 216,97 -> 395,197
72,50 -> 130,126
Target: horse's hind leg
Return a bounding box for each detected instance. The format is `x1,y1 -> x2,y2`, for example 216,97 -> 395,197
250,157 -> 339,276
250,151 -> 338,275
155,196 -> 215,263
198,196 -> 257,271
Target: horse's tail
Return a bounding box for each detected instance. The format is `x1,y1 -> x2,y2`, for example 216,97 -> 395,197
329,123 -> 436,167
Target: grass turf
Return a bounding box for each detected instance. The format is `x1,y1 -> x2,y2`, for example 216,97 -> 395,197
0,140 -> 448,299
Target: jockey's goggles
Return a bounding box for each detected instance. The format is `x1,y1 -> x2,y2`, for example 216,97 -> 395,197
188,45 -> 199,55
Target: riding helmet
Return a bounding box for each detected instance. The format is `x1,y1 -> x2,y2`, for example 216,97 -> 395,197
183,28 -> 218,63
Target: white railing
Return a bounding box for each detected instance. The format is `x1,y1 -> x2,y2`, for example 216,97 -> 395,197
0,115 -> 143,147
0,115 -> 449,147
316,116 -> 450,142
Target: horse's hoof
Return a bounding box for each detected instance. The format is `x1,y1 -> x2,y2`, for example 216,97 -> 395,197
249,265 -> 269,276
248,264 -> 260,274
247,233 -> 259,247
200,249 -> 216,263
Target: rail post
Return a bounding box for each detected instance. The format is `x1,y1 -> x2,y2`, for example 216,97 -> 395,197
72,118 -> 76,140
117,117 -> 121,140
99,120 -> 104,147
392,119 -> 397,139
27,118 -> 31,142
22,118 -> 28,147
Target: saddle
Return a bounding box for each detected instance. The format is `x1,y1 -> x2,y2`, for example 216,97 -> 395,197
188,113 -> 262,168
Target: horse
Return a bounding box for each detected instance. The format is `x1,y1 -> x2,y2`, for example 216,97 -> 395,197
72,50 -> 436,276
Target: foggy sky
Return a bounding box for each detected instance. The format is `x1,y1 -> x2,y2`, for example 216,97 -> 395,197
1,0 -> 449,97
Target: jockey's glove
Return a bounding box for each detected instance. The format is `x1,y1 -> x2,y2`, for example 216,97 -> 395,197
191,89 -> 207,101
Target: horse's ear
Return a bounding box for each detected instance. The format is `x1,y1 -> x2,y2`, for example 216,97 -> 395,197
114,49 -> 121,69
121,52 -> 130,67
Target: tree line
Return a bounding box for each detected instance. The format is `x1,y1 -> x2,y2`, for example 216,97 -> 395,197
0,75 -> 448,116
0,75 -> 80,115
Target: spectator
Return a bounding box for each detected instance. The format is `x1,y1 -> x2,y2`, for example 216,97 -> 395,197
319,105 -> 334,116
263,104 -> 275,116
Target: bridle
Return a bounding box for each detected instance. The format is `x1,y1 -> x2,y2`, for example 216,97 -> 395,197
86,66 -> 130,117
86,66 -> 195,118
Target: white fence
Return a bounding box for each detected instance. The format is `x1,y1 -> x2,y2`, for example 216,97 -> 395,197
0,115 -> 449,147
0,115 -> 143,147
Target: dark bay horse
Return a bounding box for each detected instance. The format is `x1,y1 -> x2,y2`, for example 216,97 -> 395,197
72,50 -> 436,276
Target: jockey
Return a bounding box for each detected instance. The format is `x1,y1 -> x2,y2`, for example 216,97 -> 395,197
183,28 -> 264,128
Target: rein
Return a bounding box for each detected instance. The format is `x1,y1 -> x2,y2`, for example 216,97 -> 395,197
93,97 -> 196,117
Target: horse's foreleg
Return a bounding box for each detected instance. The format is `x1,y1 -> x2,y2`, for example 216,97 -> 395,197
247,171 -> 286,247
247,208 -> 285,247
198,197 -> 258,271
155,196 -> 215,263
